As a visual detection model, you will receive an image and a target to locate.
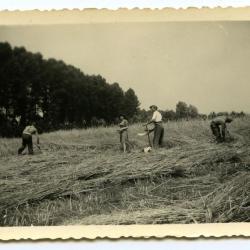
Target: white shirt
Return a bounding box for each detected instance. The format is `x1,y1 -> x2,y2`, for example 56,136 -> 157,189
152,110 -> 162,122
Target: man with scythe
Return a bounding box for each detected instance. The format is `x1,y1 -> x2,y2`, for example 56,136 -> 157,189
144,105 -> 164,149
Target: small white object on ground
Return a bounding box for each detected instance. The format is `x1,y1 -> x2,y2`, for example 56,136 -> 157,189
143,146 -> 152,153
138,132 -> 147,136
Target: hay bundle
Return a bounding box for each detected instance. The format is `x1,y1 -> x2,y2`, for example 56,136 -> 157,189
0,141 -> 244,212
1,117 -> 250,226
205,172 -> 250,222
68,206 -> 206,225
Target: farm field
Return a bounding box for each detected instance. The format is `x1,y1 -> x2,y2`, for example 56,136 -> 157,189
0,118 -> 249,226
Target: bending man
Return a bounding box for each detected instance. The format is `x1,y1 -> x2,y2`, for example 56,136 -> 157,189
210,116 -> 233,143
18,123 -> 39,155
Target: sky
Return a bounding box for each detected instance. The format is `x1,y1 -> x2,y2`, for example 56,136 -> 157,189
1,22 -> 250,114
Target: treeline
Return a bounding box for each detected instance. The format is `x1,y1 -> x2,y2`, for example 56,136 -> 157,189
207,111 -> 246,119
0,42 -> 140,137
132,101 -> 202,122
133,101 -> 246,123
0,42 -> 246,138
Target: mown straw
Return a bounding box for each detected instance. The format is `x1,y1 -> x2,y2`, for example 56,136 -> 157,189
205,172 -> 250,222
0,117 -> 249,225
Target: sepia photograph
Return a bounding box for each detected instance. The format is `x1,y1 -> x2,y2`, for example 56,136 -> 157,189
0,12 -> 249,232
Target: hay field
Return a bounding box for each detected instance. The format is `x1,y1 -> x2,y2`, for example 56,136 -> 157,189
0,118 -> 249,226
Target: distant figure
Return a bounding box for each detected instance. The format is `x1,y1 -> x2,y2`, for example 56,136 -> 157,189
145,105 -> 164,148
18,124 -> 39,155
210,116 -> 233,143
117,115 -> 129,153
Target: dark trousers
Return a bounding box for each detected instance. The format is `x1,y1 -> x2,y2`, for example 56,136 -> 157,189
153,124 -> 164,148
210,122 -> 223,142
18,134 -> 33,155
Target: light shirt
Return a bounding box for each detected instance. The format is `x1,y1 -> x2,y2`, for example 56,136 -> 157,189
152,110 -> 162,122
23,125 -> 37,135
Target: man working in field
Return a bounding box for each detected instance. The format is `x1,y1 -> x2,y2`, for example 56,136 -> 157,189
117,115 -> 129,153
18,123 -> 40,155
210,116 -> 233,143
144,105 -> 164,149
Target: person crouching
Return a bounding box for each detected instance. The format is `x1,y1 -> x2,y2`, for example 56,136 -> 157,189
210,116 -> 233,143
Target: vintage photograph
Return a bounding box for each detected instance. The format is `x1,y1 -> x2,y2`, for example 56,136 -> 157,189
0,17 -> 249,229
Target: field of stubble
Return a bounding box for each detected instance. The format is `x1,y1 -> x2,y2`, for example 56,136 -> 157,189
0,118 -> 249,226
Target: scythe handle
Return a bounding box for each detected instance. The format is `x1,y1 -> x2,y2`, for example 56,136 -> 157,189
145,124 -> 152,147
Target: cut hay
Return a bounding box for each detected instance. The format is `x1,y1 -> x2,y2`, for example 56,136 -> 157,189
0,142 -> 243,212
0,117 -> 250,225
68,206 -> 206,225
205,172 -> 250,222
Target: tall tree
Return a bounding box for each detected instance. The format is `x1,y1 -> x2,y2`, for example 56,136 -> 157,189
122,88 -> 140,119
188,104 -> 199,118
176,101 -> 189,119
0,42 -> 141,136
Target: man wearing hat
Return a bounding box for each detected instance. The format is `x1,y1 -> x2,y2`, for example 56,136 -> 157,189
210,116 -> 233,143
145,105 -> 164,148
